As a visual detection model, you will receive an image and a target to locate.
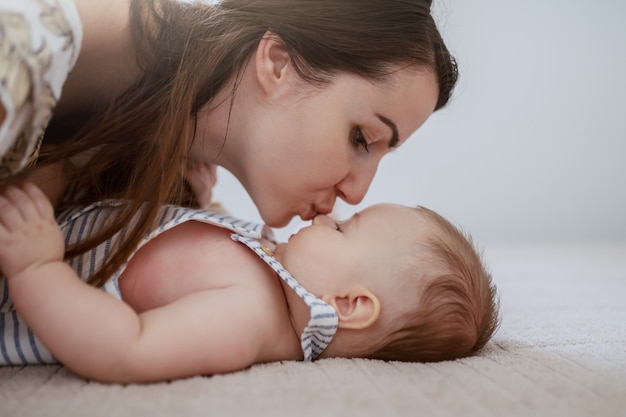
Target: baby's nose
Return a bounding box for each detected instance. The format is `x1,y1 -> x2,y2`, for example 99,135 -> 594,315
312,214 -> 336,228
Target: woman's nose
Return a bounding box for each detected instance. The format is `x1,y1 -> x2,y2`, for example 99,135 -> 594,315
336,162 -> 379,205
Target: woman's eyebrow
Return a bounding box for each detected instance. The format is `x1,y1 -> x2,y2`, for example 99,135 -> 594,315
376,114 -> 399,148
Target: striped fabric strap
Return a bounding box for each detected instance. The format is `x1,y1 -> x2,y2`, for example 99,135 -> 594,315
231,235 -> 338,361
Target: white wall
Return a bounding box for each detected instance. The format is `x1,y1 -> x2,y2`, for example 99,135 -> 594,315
213,0 -> 626,244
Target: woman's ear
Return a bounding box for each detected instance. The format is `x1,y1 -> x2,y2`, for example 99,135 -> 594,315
325,289 -> 381,330
254,31 -> 292,97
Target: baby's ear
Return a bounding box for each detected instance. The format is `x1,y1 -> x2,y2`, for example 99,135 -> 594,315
325,289 -> 381,330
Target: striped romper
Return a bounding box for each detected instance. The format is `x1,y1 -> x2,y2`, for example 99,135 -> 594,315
0,202 -> 338,365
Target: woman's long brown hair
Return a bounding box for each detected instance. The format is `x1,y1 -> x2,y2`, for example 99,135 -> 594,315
34,0 -> 458,287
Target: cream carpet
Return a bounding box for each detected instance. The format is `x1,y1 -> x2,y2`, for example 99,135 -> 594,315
1,243 -> 625,417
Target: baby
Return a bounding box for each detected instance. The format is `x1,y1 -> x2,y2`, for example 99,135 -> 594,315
0,183 -> 499,383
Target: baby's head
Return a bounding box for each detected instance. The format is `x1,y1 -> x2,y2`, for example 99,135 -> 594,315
273,203 -> 499,362
364,205 -> 500,362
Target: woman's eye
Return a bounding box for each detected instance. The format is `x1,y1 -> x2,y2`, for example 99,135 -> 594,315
335,223 -> 343,233
351,127 -> 370,153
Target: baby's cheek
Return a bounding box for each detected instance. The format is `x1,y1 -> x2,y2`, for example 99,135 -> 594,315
272,243 -> 287,262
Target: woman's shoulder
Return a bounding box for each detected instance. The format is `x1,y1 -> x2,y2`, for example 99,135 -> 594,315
0,0 -> 83,178
0,1 -> 83,42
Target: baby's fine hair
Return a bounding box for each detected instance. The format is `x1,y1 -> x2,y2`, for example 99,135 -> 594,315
369,206 -> 500,362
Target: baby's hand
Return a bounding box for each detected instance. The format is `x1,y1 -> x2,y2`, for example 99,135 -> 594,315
0,182 -> 64,278
185,160 -> 218,209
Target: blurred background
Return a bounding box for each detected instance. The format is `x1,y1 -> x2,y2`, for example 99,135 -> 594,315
213,0 -> 626,245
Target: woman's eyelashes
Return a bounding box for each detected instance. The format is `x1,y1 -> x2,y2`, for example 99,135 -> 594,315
351,127 -> 370,153
335,223 -> 343,232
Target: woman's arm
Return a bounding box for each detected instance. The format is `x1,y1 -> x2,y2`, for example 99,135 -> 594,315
22,161 -> 70,208
55,0 -> 138,119
184,160 -> 219,209
0,183 -> 267,383
0,161 -> 69,209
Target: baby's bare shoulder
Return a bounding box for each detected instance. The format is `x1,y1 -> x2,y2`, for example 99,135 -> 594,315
120,220 -> 278,311
118,220 -> 301,371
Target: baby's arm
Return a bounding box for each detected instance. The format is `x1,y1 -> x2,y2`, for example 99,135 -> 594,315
0,185 -> 272,382
0,183 -> 149,377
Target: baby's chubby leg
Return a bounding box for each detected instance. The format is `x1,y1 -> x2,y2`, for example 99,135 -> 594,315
0,182 -> 64,279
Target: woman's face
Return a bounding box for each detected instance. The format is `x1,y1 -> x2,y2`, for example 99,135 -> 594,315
199,64 -> 439,228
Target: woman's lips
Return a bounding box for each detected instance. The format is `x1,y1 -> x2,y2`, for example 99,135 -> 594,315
301,203 -> 332,221
300,209 -> 317,221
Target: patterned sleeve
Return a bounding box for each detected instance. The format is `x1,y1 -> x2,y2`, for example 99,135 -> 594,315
0,0 -> 82,179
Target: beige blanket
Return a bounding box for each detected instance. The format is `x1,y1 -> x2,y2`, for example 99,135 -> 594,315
1,243 -> 625,417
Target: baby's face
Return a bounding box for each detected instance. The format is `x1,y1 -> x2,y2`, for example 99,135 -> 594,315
273,203 -> 430,298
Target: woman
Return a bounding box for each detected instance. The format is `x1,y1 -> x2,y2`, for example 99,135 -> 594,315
0,0 -> 458,286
